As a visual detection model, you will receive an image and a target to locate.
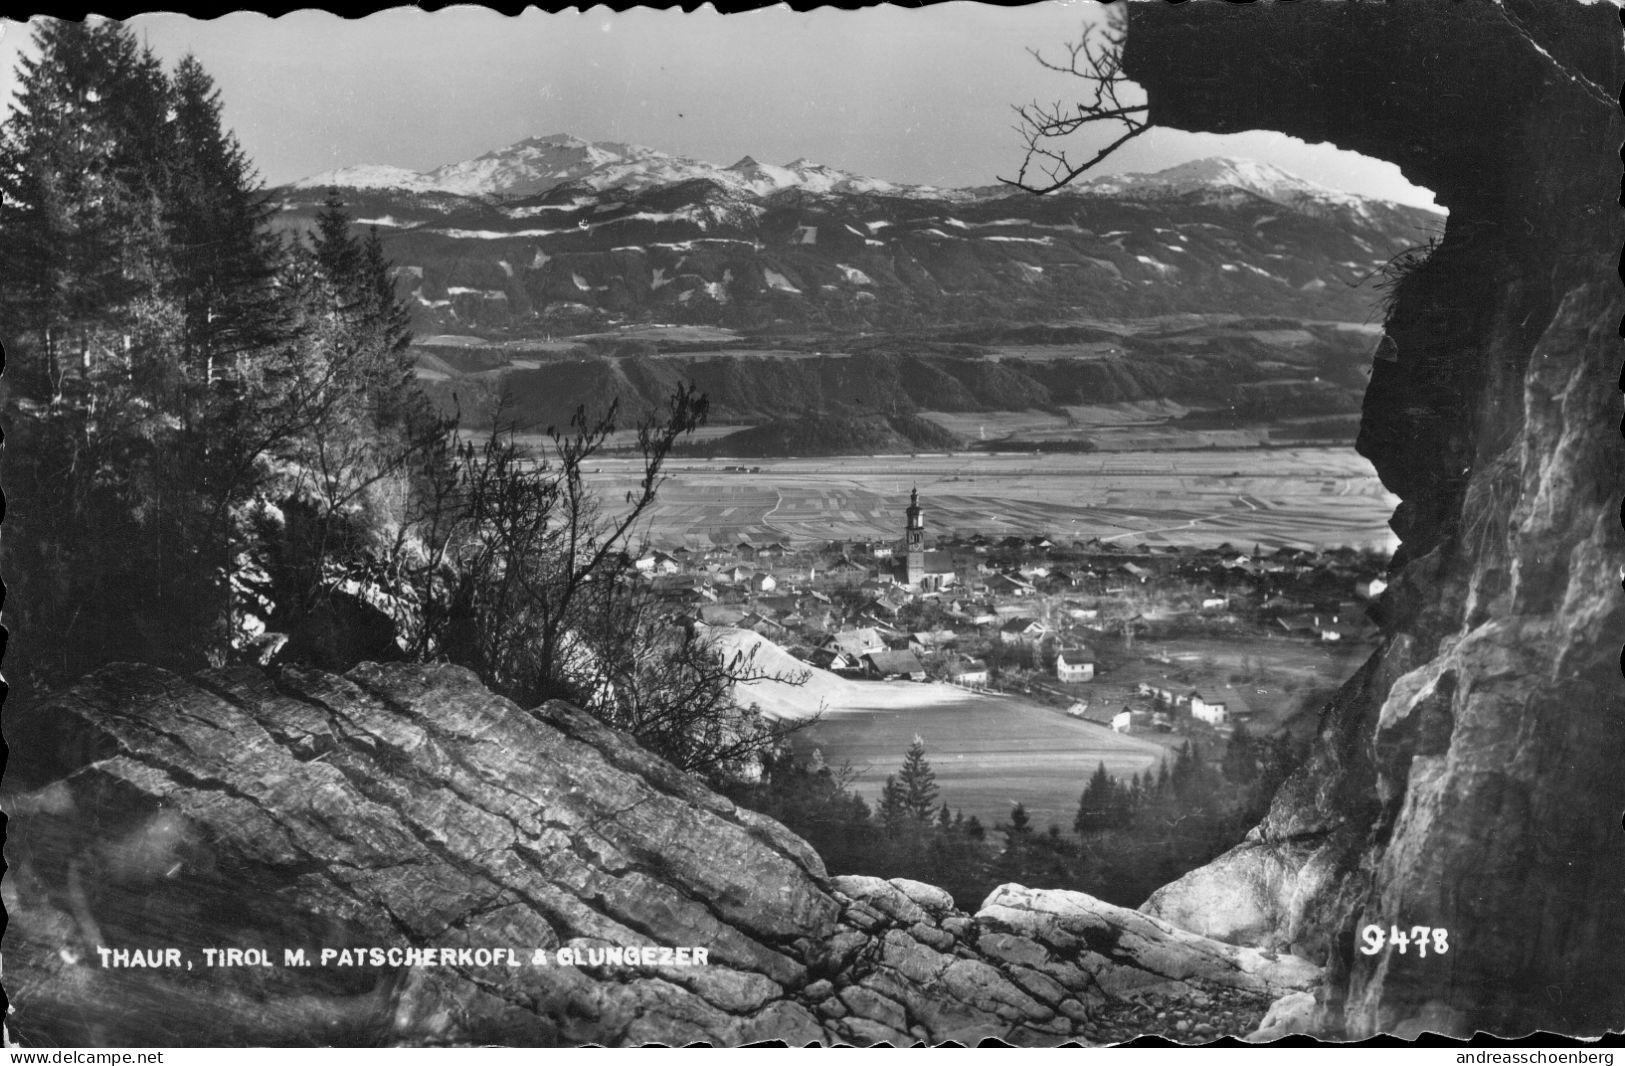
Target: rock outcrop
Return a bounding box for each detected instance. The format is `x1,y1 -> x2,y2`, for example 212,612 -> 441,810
3,661 -> 1318,1047
1125,0 -> 1624,1039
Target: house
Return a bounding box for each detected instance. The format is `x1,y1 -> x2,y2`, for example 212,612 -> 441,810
740,611 -> 787,640
1119,562 -> 1151,583
750,571 -> 777,593
820,557 -> 869,589
987,573 -> 1036,597
1190,692 -> 1229,725
716,564 -> 750,585
808,647 -> 858,673
1055,645 -> 1096,683
1137,682 -> 1179,706
999,617 -> 1048,645
862,649 -> 927,681
947,657 -> 989,687
1275,613 -> 1321,637
1112,709 -> 1133,733
1200,596 -> 1229,610
634,549 -> 681,575
735,542 -> 758,561
823,628 -> 887,660
908,630 -> 956,655
758,542 -> 789,560
1355,575 -> 1389,599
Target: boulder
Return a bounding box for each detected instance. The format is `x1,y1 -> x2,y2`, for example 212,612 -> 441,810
3,660 -> 1321,1047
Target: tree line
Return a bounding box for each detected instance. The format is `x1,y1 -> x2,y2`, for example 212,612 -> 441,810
729,726 -> 1303,910
1,19 -> 798,782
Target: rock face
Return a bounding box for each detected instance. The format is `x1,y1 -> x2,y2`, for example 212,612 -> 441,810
1125,0 -> 1624,1039
3,662 -> 1318,1047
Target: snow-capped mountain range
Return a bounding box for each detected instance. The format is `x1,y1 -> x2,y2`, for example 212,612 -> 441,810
275,132 -> 1443,340
293,133 -> 954,201
292,132 -> 1407,214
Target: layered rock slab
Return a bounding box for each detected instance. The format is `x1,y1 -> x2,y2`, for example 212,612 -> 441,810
3,661 -> 1317,1046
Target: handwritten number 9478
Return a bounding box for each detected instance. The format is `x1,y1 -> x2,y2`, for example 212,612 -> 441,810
1358,925 -> 1450,958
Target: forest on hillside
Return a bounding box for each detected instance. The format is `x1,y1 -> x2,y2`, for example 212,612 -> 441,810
0,20 -> 795,785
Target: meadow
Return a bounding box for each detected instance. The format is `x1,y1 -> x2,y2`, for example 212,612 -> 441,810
714,629 -> 1168,830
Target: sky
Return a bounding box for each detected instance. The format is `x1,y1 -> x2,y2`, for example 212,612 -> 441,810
0,4 -> 1438,207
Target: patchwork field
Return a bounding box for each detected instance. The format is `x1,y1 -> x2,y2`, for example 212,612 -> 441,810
586,446 -> 1399,552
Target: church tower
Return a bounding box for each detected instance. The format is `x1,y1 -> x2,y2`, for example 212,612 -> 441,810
905,487 -> 925,589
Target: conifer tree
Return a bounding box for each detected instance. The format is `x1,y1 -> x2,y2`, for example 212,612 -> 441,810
163,54 -> 286,384
1074,760 -> 1113,834
0,18 -> 174,403
879,775 -> 909,835
895,735 -> 941,823
1222,723 -> 1260,785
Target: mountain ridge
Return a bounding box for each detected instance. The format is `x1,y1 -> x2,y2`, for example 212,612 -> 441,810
290,132 -> 1432,215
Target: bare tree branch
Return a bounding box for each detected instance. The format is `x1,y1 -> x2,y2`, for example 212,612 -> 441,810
998,8 -> 1153,196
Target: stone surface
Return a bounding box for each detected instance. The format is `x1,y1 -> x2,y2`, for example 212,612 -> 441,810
3,661 -> 1321,1047
1125,0 -> 1625,1039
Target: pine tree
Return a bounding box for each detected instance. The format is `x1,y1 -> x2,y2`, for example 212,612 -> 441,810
1075,760 -> 1115,834
997,802 -> 1035,878
879,775 -> 908,835
0,18 -> 175,403
1222,723 -> 1260,785
895,735 -> 941,823
163,54 -> 286,383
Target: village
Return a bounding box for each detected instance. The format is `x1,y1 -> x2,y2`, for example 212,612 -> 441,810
631,487 -> 1388,748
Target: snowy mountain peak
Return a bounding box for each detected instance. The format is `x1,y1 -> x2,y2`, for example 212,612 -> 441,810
1076,155 -> 1378,213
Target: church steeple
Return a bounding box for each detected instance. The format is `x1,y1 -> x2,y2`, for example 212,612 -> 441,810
905,485 -> 925,588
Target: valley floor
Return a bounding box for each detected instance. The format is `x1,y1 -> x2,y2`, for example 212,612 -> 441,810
590,446 -> 1399,552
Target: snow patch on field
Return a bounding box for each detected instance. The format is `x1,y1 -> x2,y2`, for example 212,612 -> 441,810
711,628 -> 984,720
504,201 -> 592,218
836,263 -> 873,286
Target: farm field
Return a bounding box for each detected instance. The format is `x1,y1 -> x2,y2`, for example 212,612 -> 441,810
586,446 -> 1399,552
919,406 -> 1271,451
795,697 -> 1167,831
713,630 -> 1166,830
1078,634 -> 1373,737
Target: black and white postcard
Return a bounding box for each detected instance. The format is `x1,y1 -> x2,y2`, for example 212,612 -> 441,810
2,0 -> 1620,1048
